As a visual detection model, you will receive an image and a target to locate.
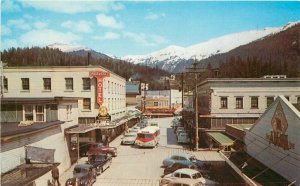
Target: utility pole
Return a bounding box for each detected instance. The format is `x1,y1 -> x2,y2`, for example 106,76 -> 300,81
185,58 -> 205,151
181,73 -> 184,108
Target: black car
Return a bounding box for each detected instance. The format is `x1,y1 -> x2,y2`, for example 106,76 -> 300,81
88,154 -> 112,175
65,164 -> 96,186
163,161 -> 198,176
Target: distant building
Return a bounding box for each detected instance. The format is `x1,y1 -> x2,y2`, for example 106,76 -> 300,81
244,96 -> 300,185
126,80 -> 141,106
143,89 -> 182,109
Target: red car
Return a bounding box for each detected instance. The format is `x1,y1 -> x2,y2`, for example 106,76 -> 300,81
87,143 -> 117,157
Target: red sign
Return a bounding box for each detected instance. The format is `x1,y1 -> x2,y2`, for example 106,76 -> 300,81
89,70 -> 110,105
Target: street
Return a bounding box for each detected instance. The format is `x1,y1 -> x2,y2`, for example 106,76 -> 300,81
94,117 -> 223,186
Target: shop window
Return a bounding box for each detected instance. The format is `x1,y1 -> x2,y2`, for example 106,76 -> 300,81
236,97 -> 243,109
251,97 -> 259,109
83,98 -> 91,110
82,78 -> 91,90
43,78 -> 51,90
22,78 -> 30,90
220,97 -> 227,109
65,78 -> 73,90
36,105 -> 44,121
24,105 -> 33,121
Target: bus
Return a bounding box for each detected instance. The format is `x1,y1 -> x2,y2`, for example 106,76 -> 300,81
135,126 -> 160,148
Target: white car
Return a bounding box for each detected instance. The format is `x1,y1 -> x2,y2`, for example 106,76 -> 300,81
121,132 -> 137,145
162,168 -> 217,185
129,126 -> 140,133
160,178 -> 204,186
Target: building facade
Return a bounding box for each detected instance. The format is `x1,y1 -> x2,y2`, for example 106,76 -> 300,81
1,66 -> 127,183
244,96 -> 300,185
196,78 -> 300,129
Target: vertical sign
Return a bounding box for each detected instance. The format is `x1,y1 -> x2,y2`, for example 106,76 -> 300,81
89,71 -> 110,105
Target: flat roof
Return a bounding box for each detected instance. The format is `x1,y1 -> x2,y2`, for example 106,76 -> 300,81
207,132 -> 235,146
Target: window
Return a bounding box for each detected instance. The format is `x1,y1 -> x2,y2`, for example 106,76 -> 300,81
285,96 -> 290,101
181,174 -> 191,178
36,105 -> 44,121
251,97 -> 258,109
83,98 -> 91,110
24,105 -> 33,121
21,78 -> 29,90
267,97 -> 274,107
154,102 -> 158,106
236,97 -> 243,109
66,105 -> 72,120
43,78 -> 51,90
82,78 -> 91,90
65,78 -> 73,90
220,97 -> 228,109
3,77 -> 8,91
108,81 -> 110,93
297,97 -> 300,104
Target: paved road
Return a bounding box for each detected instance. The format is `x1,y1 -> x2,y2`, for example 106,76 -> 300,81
60,117 -> 224,186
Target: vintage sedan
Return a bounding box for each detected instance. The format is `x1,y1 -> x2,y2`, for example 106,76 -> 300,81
87,142 -> 117,157
160,178 -> 204,186
163,161 -> 197,176
65,164 -> 96,186
121,132 -> 137,145
162,168 -> 217,186
88,154 -> 112,175
162,153 -> 197,167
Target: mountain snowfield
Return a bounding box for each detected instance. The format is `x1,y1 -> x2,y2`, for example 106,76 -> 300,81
47,43 -> 91,52
121,22 -> 298,72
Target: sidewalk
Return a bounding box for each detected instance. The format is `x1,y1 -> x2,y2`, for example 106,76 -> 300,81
59,133 -> 124,185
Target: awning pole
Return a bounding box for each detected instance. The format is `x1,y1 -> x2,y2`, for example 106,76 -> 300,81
77,133 -> 79,164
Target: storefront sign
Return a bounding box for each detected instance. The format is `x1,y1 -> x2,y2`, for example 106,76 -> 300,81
89,70 -> 110,105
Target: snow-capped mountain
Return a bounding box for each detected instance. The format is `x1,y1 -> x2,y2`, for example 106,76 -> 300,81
47,43 -> 91,52
122,22 -> 298,72
47,43 -> 111,60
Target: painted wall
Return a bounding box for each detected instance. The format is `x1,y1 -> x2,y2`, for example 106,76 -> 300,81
244,96 -> 300,185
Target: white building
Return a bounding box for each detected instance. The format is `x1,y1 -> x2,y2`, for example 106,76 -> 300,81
1,66 -> 126,184
195,77 -> 300,129
244,96 -> 300,185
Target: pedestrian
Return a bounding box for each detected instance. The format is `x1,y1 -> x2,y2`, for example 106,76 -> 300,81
51,166 -> 60,186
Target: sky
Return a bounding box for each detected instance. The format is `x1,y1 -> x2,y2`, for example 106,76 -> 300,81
1,1 -> 300,57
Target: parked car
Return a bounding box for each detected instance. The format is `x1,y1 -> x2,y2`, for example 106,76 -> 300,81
163,161 -> 197,176
177,132 -> 190,144
129,126 -> 140,133
160,177 -> 204,186
162,153 -> 197,167
87,154 -> 112,175
121,132 -> 137,145
162,168 -> 217,185
87,142 -> 117,157
149,122 -> 159,127
65,164 -> 96,186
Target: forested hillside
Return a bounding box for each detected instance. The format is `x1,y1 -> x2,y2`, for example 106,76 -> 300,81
1,47 -> 170,89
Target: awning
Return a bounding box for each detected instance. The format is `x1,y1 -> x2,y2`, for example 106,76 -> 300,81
66,125 -> 97,134
207,132 -> 234,146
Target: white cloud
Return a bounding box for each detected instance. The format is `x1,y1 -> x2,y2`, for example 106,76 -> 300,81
1,25 -> 12,36
7,19 -> 31,30
123,32 -> 168,47
93,32 -> 120,40
20,29 -> 81,47
61,20 -> 93,33
145,12 -> 165,20
23,14 -> 33,19
2,39 -> 19,50
1,0 -> 20,12
96,14 -> 124,29
22,1 -> 124,14
34,21 -> 48,29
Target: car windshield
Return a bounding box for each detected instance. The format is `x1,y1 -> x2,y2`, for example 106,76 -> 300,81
137,133 -> 153,139
74,167 -> 87,174
192,172 -> 202,179
124,133 -> 136,137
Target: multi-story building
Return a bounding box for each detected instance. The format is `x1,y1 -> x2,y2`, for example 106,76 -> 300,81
195,77 -> 300,129
1,66 -> 128,185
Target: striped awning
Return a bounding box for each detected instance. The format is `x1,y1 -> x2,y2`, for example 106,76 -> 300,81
207,132 -> 234,146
